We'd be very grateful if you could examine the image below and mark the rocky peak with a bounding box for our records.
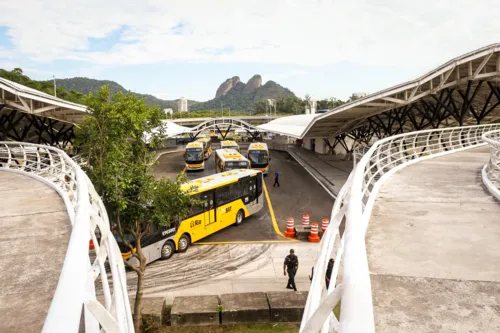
[216,76,241,98]
[243,74,262,94]
[231,76,240,86]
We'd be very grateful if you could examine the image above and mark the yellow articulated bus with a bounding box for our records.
[220,140,240,152]
[119,169,264,264]
[215,148,250,173]
[196,137,213,160]
[247,142,270,175]
[184,142,205,170]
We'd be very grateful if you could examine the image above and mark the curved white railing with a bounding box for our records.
[300,123,500,333]
[482,129,500,200]
[0,142,134,333]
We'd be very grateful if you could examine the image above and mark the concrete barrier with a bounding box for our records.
[267,291,308,322]
[163,290,309,327]
[170,295,220,326]
[220,292,270,324]
[295,225,323,241]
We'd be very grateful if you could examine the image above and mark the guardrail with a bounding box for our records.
[482,129,500,200]
[0,142,133,333]
[263,141,297,151]
[299,123,500,333]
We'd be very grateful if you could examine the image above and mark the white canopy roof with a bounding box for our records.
[145,120,192,143]
[0,77,89,123]
[256,114,316,138]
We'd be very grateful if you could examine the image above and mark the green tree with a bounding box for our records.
[76,86,194,332]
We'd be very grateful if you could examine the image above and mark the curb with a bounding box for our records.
[286,150,337,199]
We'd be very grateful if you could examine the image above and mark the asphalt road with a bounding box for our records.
[152,146,335,242]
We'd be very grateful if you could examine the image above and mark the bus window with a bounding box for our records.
[256,173,263,196]
[225,160,249,170]
[228,182,243,201]
[185,148,203,163]
[188,193,205,217]
[248,150,268,165]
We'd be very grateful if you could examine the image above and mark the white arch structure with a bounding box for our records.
[300,123,500,333]
[482,129,500,200]
[164,117,265,139]
[0,142,133,333]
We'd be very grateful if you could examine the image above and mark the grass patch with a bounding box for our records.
[333,301,341,320]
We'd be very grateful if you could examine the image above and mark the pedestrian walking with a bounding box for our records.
[273,171,280,187]
[283,248,298,291]
[325,258,334,290]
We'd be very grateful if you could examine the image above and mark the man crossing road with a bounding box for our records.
[273,171,280,187]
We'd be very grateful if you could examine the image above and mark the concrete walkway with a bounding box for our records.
[130,242,321,304]
[286,147,353,197]
[367,146,500,332]
[0,171,71,333]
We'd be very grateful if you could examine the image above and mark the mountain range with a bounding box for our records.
[54,77,198,111]
[55,74,295,112]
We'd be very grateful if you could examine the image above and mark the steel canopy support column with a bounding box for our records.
[222,125,232,139]
[215,125,224,138]
[189,131,200,140]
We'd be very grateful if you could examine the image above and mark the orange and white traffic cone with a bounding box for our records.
[89,239,95,250]
[302,214,310,227]
[285,217,296,238]
[308,223,321,243]
[321,218,329,233]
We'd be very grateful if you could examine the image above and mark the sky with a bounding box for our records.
[0,0,499,102]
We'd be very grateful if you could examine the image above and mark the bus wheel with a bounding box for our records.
[161,241,175,260]
[178,234,190,252]
[235,210,245,225]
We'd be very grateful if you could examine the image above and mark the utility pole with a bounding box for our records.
[53,75,57,97]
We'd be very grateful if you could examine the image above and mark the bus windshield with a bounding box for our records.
[225,160,249,170]
[186,148,203,162]
[248,150,268,165]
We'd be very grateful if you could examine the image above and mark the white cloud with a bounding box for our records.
[0,0,499,72]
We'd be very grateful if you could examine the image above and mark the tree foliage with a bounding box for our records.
[76,86,194,332]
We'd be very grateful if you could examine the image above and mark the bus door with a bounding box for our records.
[203,190,216,231]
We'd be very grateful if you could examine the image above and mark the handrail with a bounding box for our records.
[0,142,134,333]
[300,123,500,333]
[482,129,500,200]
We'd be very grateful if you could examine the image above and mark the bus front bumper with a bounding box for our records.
[186,163,205,170]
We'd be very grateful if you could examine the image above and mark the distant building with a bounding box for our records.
[164,108,173,117]
[178,97,188,112]
[305,99,317,115]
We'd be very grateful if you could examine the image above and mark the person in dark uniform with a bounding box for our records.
[325,258,335,290]
[273,171,280,187]
[283,249,298,291]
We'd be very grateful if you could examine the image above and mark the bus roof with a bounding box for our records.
[221,140,238,146]
[181,168,261,194]
[215,148,248,162]
[186,142,203,148]
[196,137,211,142]
[248,142,268,150]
